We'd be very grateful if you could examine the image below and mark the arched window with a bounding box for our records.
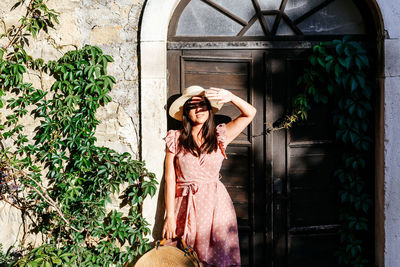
[169,0,367,40]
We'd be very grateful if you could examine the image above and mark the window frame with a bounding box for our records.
[168,0,374,42]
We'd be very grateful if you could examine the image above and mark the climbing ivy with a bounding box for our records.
[277,36,374,267]
[0,1,157,266]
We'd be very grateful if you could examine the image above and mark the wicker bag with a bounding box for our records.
[131,238,200,267]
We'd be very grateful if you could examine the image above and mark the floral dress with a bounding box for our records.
[163,123,241,267]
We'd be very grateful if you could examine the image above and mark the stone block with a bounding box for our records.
[117,106,132,127]
[47,0,80,12]
[377,0,400,38]
[384,76,400,266]
[0,2,26,28]
[0,202,22,252]
[48,12,82,49]
[96,102,119,121]
[117,106,139,153]
[108,81,139,107]
[385,39,400,77]
[108,47,138,82]
[90,25,124,45]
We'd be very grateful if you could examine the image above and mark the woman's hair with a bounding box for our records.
[178,96,218,157]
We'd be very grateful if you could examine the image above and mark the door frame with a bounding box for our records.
[139,0,385,265]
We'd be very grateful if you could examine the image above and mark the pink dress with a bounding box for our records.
[163,123,241,267]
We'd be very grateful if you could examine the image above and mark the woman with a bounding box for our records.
[162,85,256,266]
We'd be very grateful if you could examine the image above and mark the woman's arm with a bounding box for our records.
[162,149,177,239]
[206,87,256,145]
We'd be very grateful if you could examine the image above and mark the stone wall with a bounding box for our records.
[0,0,145,251]
[379,0,400,265]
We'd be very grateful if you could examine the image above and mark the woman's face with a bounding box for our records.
[187,96,210,125]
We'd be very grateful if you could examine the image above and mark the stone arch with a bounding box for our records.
[139,1,391,266]
[139,0,182,239]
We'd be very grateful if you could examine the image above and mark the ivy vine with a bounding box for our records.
[276,36,374,267]
[0,1,157,266]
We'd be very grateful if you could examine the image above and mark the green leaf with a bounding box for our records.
[149,185,157,197]
[358,55,369,67]
[342,73,350,87]
[334,64,342,78]
[350,76,358,92]
[342,35,352,43]
[104,55,114,62]
[98,166,107,176]
[336,43,344,55]
[309,55,317,66]
[64,63,75,70]
[0,44,158,267]
[350,131,358,144]
[325,60,333,73]
[317,57,325,67]
[109,76,116,83]
[348,41,364,51]
[355,73,366,88]
[338,57,346,68]
[345,56,352,69]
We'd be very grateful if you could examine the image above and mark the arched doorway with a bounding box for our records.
[164,0,381,266]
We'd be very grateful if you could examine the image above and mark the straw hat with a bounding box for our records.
[169,85,224,121]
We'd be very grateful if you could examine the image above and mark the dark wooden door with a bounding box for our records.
[167,48,341,267]
[266,51,341,267]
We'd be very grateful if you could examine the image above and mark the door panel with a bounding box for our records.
[167,48,341,267]
[185,73,248,88]
[185,60,249,73]
[267,52,341,267]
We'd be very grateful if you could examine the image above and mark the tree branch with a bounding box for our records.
[5,164,84,233]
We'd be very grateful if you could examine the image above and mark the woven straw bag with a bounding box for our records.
[130,238,200,267]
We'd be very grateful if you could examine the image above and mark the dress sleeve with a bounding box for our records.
[163,130,178,154]
[216,123,228,159]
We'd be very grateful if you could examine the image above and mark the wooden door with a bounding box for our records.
[266,51,341,267]
[167,48,341,267]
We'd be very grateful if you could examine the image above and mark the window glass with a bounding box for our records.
[285,0,326,21]
[213,0,256,21]
[258,0,282,10]
[265,15,276,31]
[297,0,365,35]
[277,20,296,35]
[176,0,242,36]
[244,19,264,36]
[174,0,365,37]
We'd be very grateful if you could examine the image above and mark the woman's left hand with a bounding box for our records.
[205,87,234,104]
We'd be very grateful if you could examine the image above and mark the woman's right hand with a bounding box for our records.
[162,217,177,240]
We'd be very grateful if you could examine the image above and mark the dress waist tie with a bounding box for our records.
[175,178,221,247]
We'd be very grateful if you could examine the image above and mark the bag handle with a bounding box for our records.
[155,237,200,266]
[156,237,191,251]
[155,238,167,248]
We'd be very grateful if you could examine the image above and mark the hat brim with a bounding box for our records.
[169,91,223,121]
